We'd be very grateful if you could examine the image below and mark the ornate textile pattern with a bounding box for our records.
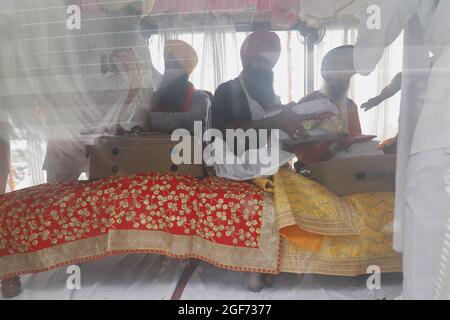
[280,192,402,276]
[273,167,360,236]
[0,173,281,279]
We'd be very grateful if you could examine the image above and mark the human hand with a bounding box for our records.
[274,109,309,140]
[361,99,380,112]
[105,124,126,136]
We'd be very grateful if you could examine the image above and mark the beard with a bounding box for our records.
[242,65,277,110]
[153,73,189,112]
[325,81,350,101]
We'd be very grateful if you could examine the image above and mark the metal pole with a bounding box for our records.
[304,36,316,95]
[299,26,319,95]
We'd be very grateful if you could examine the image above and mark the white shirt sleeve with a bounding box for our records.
[354,0,420,75]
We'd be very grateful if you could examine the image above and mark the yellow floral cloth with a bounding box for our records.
[255,167,360,251]
[273,168,360,237]
[254,167,401,270]
[281,192,402,276]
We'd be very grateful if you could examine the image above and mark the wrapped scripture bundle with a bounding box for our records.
[279,98,347,145]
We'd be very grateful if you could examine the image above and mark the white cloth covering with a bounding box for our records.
[209,129,294,182]
[183,263,402,300]
[402,148,450,299]
[332,141,383,160]
[4,255,182,300]
[1,254,403,300]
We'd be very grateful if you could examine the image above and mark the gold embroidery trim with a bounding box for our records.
[0,196,281,279]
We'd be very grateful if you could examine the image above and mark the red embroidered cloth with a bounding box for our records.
[0,173,264,258]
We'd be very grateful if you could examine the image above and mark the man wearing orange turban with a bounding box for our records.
[128,40,210,134]
[150,40,201,115]
[163,40,199,77]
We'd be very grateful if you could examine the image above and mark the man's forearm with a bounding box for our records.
[379,84,402,101]
[368,95,385,107]
[376,73,403,104]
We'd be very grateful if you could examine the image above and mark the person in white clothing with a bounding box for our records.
[0,6,15,193]
[42,0,159,182]
[354,0,450,299]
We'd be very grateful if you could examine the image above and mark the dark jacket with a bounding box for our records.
[211,78,252,132]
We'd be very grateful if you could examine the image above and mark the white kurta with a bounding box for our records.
[403,148,450,299]
[354,0,434,251]
[1,1,160,181]
[406,1,450,299]
[38,2,158,180]
[434,173,450,300]
[411,1,450,155]
[80,6,159,127]
[354,0,450,299]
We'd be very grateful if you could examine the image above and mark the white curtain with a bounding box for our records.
[26,133,47,187]
[153,15,245,94]
[151,22,403,141]
[2,0,157,190]
[149,18,305,102]
[3,9,404,191]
